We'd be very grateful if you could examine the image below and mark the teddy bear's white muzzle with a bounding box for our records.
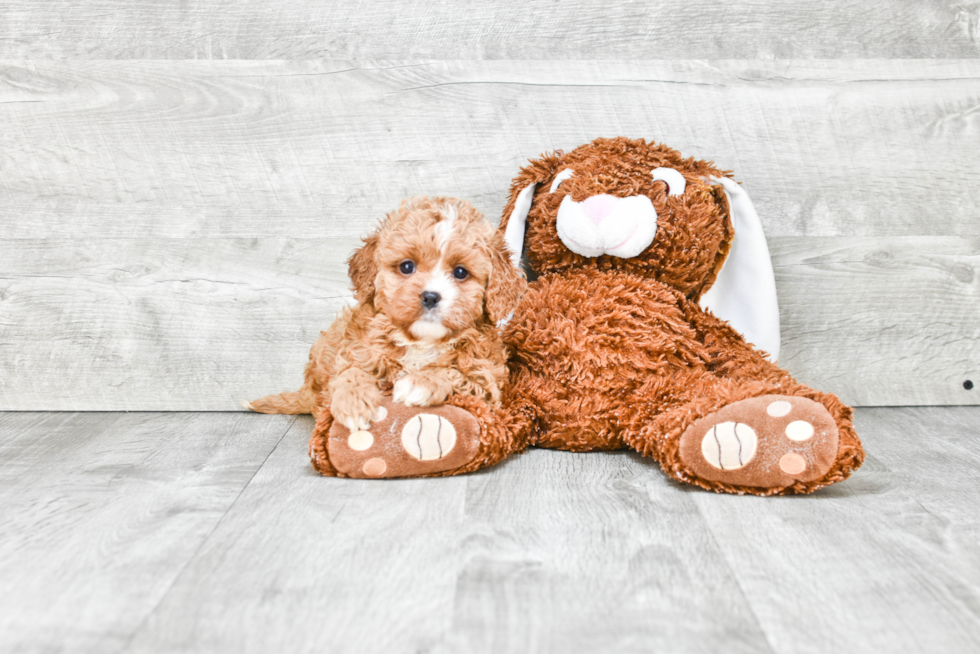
[555,194,658,259]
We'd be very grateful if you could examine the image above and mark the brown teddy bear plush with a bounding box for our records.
[312,137,864,495]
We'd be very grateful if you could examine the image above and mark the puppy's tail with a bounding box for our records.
[242,387,316,415]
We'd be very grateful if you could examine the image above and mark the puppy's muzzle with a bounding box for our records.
[421,291,441,310]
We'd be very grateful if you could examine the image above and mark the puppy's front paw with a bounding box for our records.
[393,375,445,407]
[331,386,382,432]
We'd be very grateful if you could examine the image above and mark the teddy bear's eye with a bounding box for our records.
[550,169,575,193]
[651,167,687,196]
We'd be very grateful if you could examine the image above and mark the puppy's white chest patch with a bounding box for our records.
[400,343,442,372]
[393,331,453,374]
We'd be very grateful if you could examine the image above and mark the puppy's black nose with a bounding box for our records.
[421,291,441,309]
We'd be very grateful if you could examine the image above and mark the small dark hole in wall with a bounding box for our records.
[965,380,975,390]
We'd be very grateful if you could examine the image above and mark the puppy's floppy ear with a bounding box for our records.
[485,229,528,326]
[500,151,565,267]
[347,233,380,305]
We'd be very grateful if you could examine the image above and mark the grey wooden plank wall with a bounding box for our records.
[3,1,980,58]
[1,7,979,411]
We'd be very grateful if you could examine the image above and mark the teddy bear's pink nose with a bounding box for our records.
[581,194,618,226]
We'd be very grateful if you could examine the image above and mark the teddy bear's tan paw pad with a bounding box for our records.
[327,399,480,478]
[679,395,839,488]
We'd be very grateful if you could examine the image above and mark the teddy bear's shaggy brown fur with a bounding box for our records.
[491,137,864,494]
[308,137,864,495]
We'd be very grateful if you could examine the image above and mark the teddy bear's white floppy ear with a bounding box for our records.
[503,183,536,269]
[495,182,536,329]
[699,177,781,362]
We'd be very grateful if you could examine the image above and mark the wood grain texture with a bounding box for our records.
[0,238,351,411]
[127,417,772,654]
[434,450,770,654]
[1,235,976,410]
[691,406,980,653]
[128,415,473,654]
[772,236,980,406]
[1,1,979,59]
[857,406,980,529]
[4,408,978,653]
[0,411,294,654]
[1,60,979,239]
[2,60,978,409]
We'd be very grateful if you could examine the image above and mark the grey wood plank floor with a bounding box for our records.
[2,408,979,653]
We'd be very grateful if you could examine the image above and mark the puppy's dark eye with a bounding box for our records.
[399,260,416,275]
[452,266,469,281]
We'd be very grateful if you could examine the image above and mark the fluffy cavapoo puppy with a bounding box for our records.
[246,196,526,434]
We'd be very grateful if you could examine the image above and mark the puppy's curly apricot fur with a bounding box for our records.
[248,196,526,432]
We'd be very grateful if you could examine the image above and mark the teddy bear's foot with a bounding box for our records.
[678,394,840,489]
[325,398,482,479]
